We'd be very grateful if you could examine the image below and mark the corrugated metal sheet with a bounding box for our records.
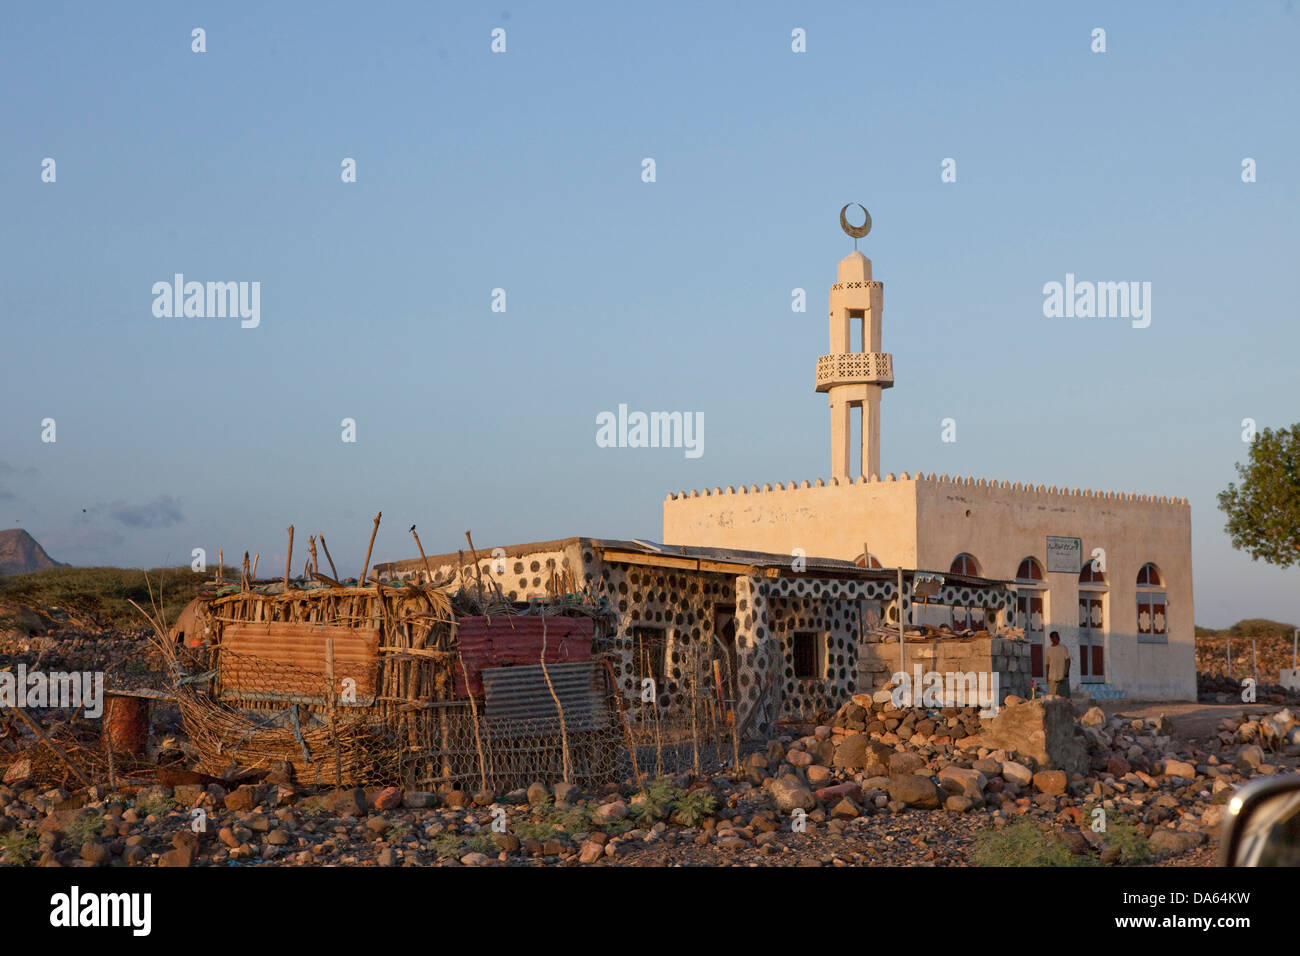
[454,615,593,697]
[220,622,379,701]
[481,660,610,733]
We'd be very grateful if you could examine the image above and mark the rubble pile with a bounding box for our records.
[1214,708,1300,752]
[1198,672,1296,705]
[739,692,1300,864]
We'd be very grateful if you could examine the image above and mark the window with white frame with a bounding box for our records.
[1136,563,1167,643]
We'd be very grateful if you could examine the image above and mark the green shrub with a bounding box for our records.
[671,788,717,827]
[62,812,104,846]
[1101,815,1153,865]
[429,834,496,859]
[0,831,40,865]
[970,818,1095,867]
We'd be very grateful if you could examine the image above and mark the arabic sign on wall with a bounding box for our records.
[1046,536,1082,573]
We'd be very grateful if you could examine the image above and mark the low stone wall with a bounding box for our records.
[858,635,1031,701]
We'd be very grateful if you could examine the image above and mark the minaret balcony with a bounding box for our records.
[815,352,894,391]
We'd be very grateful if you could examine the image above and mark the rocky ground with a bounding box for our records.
[3,596,1299,868]
[3,692,1296,868]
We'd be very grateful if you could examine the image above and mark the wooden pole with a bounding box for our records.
[284,525,295,590]
[537,614,571,783]
[326,637,342,787]
[603,657,640,787]
[411,528,433,584]
[689,643,701,779]
[241,551,250,591]
[318,536,338,580]
[217,549,223,583]
[360,512,382,586]
[464,531,485,603]
[251,553,259,580]
[6,706,92,790]
[308,536,319,574]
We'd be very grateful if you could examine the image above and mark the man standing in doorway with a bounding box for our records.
[1045,631,1070,698]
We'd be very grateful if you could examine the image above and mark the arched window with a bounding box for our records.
[1015,557,1046,680]
[1136,563,1162,587]
[1078,563,1107,682]
[1136,563,1167,642]
[947,554,983,631]
[1016,557,1044,583]
[1078,562,1106,585]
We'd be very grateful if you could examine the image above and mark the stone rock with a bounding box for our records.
[80,841,110,865]
[888,774,941,809]
[944,795,974,813]
[159,847,192,867]
[1080,706,1107,727]
[373,787,403,811]
[553,782,579,806]
[593,800,628,824]
[830,797,860,820]
[769,776,816,813]
[1148,828,1204,857]
[401,791,438,809]
[888,752,926,775]
[1200,805,1226,829]
[1236,745,1264,771]
[831,734,872,771]
[806,765,833,785]
[578,840,605,864]
[1106,755,1131,777]
[974,697,1088,774]
[1162,759,1196,779]
[1033,770,1068,796]
[377,848,397,867]
[527,782,550,806]
[787,749,814,767]
[324,788,366,816]
[938,766,987,799]
[1000,760,1034,786]
[472,789,496,807]
[223,786,257,812]
[460,851,490,866]
[173,784,204,806]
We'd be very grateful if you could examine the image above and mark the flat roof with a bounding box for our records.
[373,536,1010,589]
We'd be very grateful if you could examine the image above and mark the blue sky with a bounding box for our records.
[1,1,1296,628]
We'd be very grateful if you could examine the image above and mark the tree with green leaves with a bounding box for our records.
[1218,424,1300,568]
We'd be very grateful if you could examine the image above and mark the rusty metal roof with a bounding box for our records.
[481,660,611,733]
[453,615,594,697]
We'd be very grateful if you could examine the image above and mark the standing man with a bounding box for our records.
[1045,631,1070,697]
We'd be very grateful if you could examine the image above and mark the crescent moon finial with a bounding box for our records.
[839,203,871,249]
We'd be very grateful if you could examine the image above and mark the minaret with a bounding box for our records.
[815,207,894,481]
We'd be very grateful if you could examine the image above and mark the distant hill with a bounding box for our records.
[1195,618,1296,639]
[0,529,64,575]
